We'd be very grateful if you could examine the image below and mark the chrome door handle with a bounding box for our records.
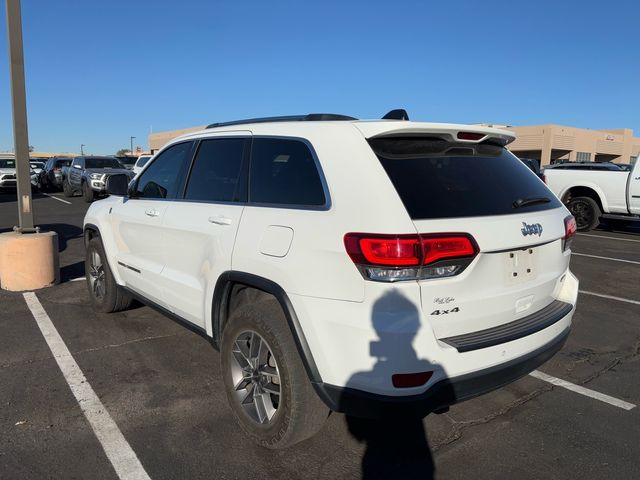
[208,215,232,225]
[145,209,160,217]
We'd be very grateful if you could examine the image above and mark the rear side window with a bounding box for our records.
[134,142,193,199]
[184,138,246,203]
[369,137,561,219]
[249,138,326,207]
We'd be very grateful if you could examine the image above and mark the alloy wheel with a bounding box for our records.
[88,250,106,300]
[229,330,281,424]
[569,200,593,230]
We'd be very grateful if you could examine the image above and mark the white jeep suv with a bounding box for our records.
[83,111,579,448]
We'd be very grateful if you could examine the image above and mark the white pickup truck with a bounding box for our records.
[544,161,640,231]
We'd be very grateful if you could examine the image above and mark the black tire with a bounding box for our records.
[85,237,133,313]
[82,181,96,203]
[221,296,329,449]
[62,179,74,197]
[567,196,601,231]
[37,177,47,192]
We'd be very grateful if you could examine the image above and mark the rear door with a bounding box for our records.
[69,157,84,187]
[160,136,249,330]
[628,161,640,214]
[369,137,571,339]
[110,141,195,306]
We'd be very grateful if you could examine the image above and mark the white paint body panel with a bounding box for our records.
[85,119,578,400]
[545,161,640,215]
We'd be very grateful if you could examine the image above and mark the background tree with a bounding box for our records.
[116,148,131,156]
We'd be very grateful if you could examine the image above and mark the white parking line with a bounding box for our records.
[530,370,636,411]
[23,292,151,480]
[70,276,86,282]
[579,290,640,306]
[41,192,72,205]
[577,233,640,244]
[572,252,640,265]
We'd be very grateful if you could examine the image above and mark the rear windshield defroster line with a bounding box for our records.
[368,137,561,220]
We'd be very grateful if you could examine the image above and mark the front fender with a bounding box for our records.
[83,196,123,285]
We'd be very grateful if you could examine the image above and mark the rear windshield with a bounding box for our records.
[55,159,71,167]
[85,158,123,169]
[369,137,561,219]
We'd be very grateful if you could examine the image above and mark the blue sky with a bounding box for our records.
[1,0,638,155]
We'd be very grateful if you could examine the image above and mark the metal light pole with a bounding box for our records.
[5,0,35,232]
[130,136,135,155]
[80,144,85,155]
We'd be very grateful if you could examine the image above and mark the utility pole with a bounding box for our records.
[5,0,34,232]
[80,144,85,155]
[130,136,135,155]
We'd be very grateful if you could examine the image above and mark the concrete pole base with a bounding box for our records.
[0,231,60,291]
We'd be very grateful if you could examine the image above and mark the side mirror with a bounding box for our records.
[73,164,82,169]
[106,174,129,196]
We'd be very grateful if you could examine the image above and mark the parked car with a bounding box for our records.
[65,156,134,202]
[0,158,38,191]
[83,112,579,448]
[38,157,73,191]
[132,155,152,176]
[114,156,137,171]
[545,160,640,230]
[0,158,18,191]
[30,161,45,176]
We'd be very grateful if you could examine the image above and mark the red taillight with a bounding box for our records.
[563,215,576,251]
[457,131,485,141]
[344,233,478,282]
[346,235,421,266]
[53,167,61,172]
[392,371,433,388]
[421,236,477,265]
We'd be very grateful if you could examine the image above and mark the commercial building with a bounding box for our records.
[149,126,206,153]
[490,124,640,167]
[149,122,640,168]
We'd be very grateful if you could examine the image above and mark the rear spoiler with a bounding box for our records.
[355,122,516,146]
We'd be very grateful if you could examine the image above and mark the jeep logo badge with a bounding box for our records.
[521,222,543,237]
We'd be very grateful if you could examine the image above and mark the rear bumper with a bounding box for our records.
[314,326,569,418]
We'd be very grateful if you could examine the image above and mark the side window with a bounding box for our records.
[249,138,326,207]
[134,142,193,199]
[184,138,246,203]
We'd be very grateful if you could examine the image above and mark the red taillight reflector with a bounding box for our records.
[356,236,421,266]
[421,236,476,265]
[457,131,485,141]
[563,215,576,251]
[564,216,577,238]
[392,371,433,388]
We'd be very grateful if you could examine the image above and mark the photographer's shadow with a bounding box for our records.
[342,290,444,480]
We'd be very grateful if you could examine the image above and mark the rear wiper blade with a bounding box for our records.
[512,196,551,209]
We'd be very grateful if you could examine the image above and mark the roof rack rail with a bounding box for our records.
[206,113,357,129]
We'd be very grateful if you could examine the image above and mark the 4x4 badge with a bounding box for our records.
[521,222,543,237]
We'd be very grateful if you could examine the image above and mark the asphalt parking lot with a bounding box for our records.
[1,191,639,480]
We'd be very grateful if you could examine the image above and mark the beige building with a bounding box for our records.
[149,122,640,168]
[149,125,206,153]
[496,124,640,167]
